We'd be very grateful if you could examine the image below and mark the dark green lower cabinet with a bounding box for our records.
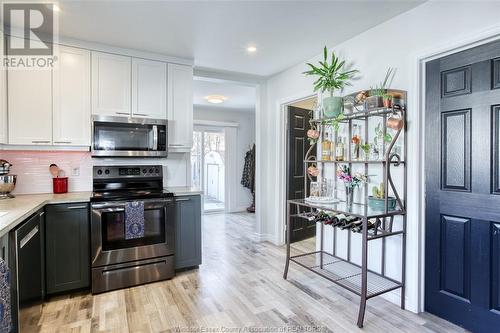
[45,203,90,295]
[175,195,202,269]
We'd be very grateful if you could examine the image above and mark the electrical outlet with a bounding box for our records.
[71,166,80,176]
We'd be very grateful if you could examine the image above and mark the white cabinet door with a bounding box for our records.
[91,52,131,116]
[167,63,193,149]
[0,33,6,144]
[8,66,52,145]
[53,46,91,146]
[132,59,167,119]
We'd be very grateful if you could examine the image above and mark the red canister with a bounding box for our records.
[53,177,68,194]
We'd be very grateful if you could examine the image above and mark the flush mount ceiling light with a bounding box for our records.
[205,95,228,104]
[246,46,257,53]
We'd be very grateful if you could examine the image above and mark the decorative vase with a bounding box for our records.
[383,97,392,108]
[323,95,343,117]
[365,95,384,110]
[345,186,354,206]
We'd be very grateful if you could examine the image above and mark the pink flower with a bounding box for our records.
[308,166,319,177]
[307,129,320,140]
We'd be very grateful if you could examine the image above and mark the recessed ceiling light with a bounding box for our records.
[247,46,257,53]
[205,95,228,104]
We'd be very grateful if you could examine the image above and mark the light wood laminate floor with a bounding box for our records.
[33,213,467,333]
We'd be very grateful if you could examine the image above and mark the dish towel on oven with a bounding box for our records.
[0,258,11,333]
[125,201,145,240]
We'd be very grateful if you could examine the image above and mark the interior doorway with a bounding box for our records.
[191,127,226,212]
[285,96,318,243]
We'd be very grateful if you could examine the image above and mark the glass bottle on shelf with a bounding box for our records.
[351,124,361,160]
[321,133,332,161]
[335,137,345,161]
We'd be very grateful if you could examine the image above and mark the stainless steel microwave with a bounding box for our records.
[91,115,168,157]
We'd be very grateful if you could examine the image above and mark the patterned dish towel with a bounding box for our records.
[125,201,145,240]
[0,258,11,333]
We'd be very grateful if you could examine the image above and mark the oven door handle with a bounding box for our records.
[92,200,172,210]
[93,207,125,213]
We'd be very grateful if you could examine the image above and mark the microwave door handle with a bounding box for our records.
[153,125,158,151]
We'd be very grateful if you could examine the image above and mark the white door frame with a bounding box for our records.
[274,23,500,314]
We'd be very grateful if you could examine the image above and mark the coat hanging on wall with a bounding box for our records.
[241,144,255,213]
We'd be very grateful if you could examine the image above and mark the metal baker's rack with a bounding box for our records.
[283,89,407,328]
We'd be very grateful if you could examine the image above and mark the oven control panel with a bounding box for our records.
[93,165,162,178]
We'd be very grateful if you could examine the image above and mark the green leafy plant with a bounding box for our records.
[319,112,345,132]
[360,143,371,154]
[370,67,396,98]
[303,46,359,96]
[374,123,392,144]
[372,182,385,199]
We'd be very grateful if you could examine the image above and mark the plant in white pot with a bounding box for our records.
[304,46,358,118]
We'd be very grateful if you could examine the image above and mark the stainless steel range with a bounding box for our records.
[90,165,174,294]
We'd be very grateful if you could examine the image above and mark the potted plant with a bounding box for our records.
[366,67,395,110]
[368,182,397,210]
[336,165,367,206]
[304,46,358,118]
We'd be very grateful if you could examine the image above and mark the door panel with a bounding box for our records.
[440,215,471,300]
[425,39,500,332]
[287,106,315,242]
[441,109,471,191]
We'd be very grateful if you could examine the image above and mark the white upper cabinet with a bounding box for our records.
[53,46,91,146]
[132,58,167,119]
[91,52,131,116]
[7,36,52,145]
[0,33,6,144]
[167,63,193,150]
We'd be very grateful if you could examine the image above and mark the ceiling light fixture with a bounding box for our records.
[247,46,257,53]
[205,95,228,104]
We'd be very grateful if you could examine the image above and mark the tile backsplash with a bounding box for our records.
[1,150,190,194]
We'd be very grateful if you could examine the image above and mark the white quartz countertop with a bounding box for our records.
[0,192,91,237]
[165,187,203,196]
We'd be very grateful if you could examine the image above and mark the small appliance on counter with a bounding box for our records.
[49,164,68,194]
[90,165,174,293]
[0,159,16,199]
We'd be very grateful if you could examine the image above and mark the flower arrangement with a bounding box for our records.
[336,165,367,188]
[307,129,320,144]
[307,165,319,177]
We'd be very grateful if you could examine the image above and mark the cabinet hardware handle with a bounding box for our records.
[134,113,149,116]
[32,140,50,143]
[67,205,87,210]
[169,144,184,146]
[175,198,191,202]
[115,112,130,115]
[20,226,39,249]
[54,141,72,144]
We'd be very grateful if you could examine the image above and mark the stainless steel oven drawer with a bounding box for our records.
[91,256,174,294]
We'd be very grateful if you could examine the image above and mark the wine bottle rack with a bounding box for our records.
[283,89,407,328]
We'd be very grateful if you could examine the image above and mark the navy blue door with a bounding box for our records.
[425,40,500,332]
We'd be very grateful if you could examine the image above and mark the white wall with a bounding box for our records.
[194,107,255,212]
[258,0,500,313]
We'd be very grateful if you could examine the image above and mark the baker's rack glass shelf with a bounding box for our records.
[283,89,407,328]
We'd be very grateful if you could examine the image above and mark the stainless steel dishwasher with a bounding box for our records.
[10,209,44,332]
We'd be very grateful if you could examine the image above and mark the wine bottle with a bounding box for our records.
[339,215,359,229]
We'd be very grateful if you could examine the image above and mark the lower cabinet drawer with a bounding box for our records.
[91,256,174,294]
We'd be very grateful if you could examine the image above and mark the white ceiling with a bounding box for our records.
[193,79,256,111]
[52,0,423,77]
